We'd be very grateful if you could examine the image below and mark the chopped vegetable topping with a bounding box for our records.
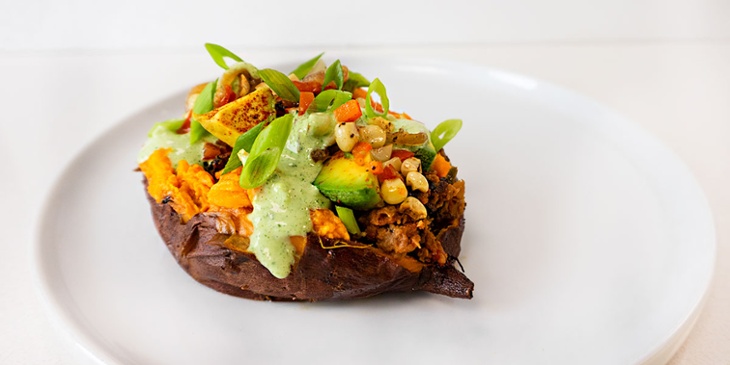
[204,43,244,70]
[257,68,300,102]
[139,44,466,279]
[322,59,344,90]
[239,114,293,188]
[333,99,362,123]
[190,80,217,143]
[291,52,324,79]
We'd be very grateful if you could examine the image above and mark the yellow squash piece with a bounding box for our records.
[195,88,276,146]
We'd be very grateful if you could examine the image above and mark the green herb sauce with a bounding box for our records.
[138,123,216,167]
[247,112,333,278]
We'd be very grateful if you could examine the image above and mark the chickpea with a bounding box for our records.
[401,157,421,176]
[406,171,429,192]
[335,122,359,152]
[399,197,428,220]
[383,157,402,173]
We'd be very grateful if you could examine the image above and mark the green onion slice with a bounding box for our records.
[205,43,243,70]
[190,79,217,143]
[322,60,343,90]
[335,206,361,234]
[239,114,294,188]
[291,52,324,79]
[221,121,265,174]
[431,119,463,152]
[365,78,389,118]
[239,147,281,189]
[311,90,352,113]
[258,69,300,103]
[342,71,370,92]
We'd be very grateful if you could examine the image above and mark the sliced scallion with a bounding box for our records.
[365,78,389,118]
[431,119,463,152]
[335,206,361,234]
[322,59,343,90]
[239,148,281,189]
[190,79,217,143]
[205,43,243,70]
[258,68,300,103]
[342,71,370,92]
[311,90,352,113]
[221,121,265,174]
[291,52,324,79]
[239,114,294,188]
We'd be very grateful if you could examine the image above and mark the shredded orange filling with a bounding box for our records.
[310,209,350,241]
[176,159,215,210]
[141,149,352,242]
[140,149,252,227]
[208,168,252,209]
[140,149,199,222]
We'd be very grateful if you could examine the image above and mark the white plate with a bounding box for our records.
[34,58,715,365]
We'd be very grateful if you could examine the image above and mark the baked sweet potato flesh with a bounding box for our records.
[147,191,473,301]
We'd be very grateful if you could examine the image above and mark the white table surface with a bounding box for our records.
[1,42,728,364]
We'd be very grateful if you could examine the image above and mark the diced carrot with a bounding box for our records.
[352,88,368,100]
[367,160,384,175]
[431,153,452,178]
[298,91,315,115]
[333,99,362,122]
[352,141,372,165]
[388,110,412,120]
[371,101,384,113]
[391,149,415,161]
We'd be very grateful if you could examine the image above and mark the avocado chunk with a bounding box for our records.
[195,88,276,147]
[314,157,381,210]
[413,141,437,172]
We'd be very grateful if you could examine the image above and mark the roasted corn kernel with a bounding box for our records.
[380,178,408,205]
[360,125,386,148]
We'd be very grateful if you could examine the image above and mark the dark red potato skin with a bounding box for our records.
[148,193,474,302]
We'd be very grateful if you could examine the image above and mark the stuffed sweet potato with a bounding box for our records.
[138,44,473,301]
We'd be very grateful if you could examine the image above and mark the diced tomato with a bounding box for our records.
[177,110,192,134]
[377,165,399,183]
[214,84,236,108]
[390,149,415,161]
[298,92,315,115]
[293,80,322,94]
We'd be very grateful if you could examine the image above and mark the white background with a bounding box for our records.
[1,0,728,364]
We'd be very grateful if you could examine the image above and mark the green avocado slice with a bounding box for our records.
[314,157,381,210]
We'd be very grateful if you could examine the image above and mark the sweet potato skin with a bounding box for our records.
[148,191,473,301]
